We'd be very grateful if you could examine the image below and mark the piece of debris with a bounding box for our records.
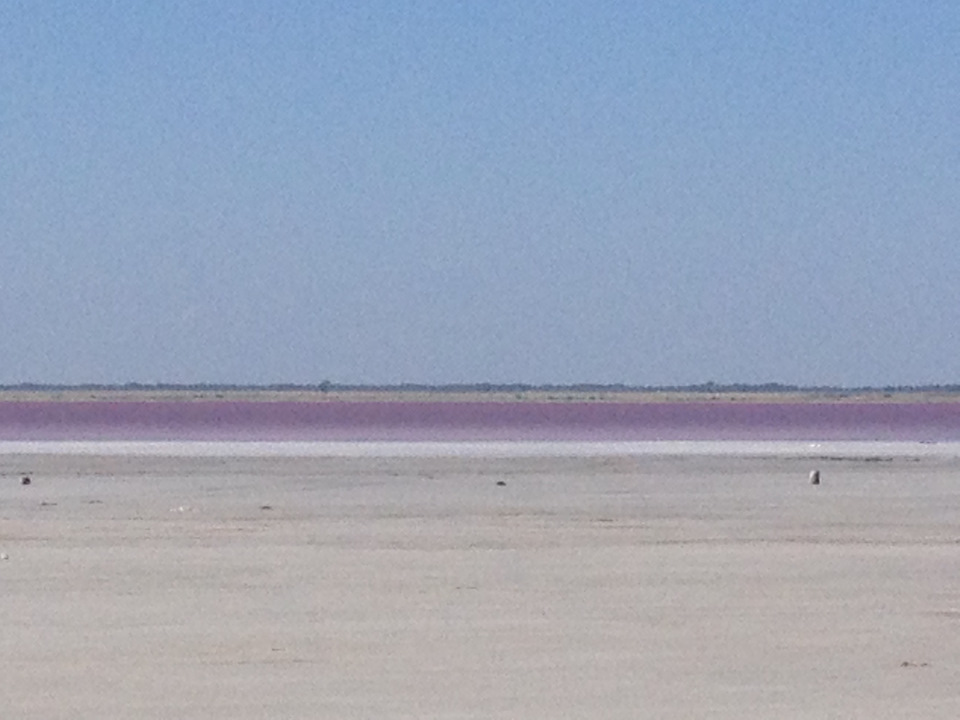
[496,480,507,487]
[0,553,8,561]
[260,505,273,511]
[21,476,31,486]
[40,501,57,507]
[901,661,930,668]
[809,470,820,485]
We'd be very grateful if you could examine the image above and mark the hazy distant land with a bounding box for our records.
[2,383,960,403]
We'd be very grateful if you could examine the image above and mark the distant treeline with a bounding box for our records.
[3,382,960,394]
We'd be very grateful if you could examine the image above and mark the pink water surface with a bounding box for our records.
[1,401,959,441]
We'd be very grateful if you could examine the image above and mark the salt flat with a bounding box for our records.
[2,448,960,718]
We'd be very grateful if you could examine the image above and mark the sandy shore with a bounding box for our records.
[3,446,960,718]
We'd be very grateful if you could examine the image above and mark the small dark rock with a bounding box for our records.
[260,505,273,511]
[20,476,31,486]
[496,480,507,487]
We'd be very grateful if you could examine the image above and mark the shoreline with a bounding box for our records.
[3,439,960,458]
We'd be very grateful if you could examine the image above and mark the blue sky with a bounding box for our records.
[2,1,958,386]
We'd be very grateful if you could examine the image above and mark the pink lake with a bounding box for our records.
[1,401,959,442]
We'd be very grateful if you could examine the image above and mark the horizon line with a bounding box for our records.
[2,382,959,394]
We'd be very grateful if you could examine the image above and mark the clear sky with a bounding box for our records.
[2,1,958,386]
